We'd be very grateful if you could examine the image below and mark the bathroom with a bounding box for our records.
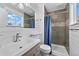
[0,3,79,56]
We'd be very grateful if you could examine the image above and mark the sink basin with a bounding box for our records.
[0,38,40,56]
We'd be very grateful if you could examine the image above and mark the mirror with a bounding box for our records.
[23,3,35,28]
[24,11,35,28]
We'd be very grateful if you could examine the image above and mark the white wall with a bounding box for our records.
[69,24,79,56]
[30,3,44,43]
[0,7,7,27]
[69,3,79,56]
[34,3,44,43]
[69,3,76,25]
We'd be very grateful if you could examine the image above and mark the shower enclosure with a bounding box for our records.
[44,3,69,55]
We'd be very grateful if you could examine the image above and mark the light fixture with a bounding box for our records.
[17,3,24,9]
[25,3,30,7]
[11,3,18,5]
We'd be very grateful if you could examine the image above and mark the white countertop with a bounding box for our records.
[0,38,40,56]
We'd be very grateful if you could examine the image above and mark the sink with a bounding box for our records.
[0,38,40,56]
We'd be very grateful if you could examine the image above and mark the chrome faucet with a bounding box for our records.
[29,34,36,37]
[13,33,22,42]
[29,34,39,37]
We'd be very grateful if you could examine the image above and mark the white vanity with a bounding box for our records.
[0,37,40,56]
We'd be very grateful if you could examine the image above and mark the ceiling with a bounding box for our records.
[44,3,66,13]
[0,3,67,16]
[8,3,35,16]
[0,3,35,16]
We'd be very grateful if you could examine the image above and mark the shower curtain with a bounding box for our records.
[44,16,52,46]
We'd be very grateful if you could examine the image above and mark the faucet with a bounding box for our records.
[29,34,40,38]
[13,33,22,42]
[29,34,37,37]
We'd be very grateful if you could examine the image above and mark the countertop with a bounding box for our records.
[0,38,40,56]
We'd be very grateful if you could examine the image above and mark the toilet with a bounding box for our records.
[40,44,51,56]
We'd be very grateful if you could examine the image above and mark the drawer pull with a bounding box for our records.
[33,53,35,56]
[19,46,22,49]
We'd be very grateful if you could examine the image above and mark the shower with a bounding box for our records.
[44,3,69,56]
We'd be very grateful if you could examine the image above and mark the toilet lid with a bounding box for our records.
[40,44,51,51]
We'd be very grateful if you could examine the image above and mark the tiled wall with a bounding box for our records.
[65,12,69,54]
[48,11,66,45]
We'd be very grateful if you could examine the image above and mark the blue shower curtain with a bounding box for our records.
[44,16,52,46]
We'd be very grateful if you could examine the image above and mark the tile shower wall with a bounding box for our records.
[48,11,66,45]
[65,12,69,54]
[47,7,69,53]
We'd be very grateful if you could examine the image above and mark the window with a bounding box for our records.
[8,10,22,26]
[15,16,22,26]
[76,3,79,23]
[8,10,15,26]
[76,3,79,16]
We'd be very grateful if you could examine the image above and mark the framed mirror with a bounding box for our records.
[23,3,35,28]
[24,11,35,28]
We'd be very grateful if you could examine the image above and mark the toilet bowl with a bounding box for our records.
[40,44,51,56]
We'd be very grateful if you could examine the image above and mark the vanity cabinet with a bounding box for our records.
[22,43,40,56]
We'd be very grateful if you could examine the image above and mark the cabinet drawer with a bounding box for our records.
[22,43,40,56]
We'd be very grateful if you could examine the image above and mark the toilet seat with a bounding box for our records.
[40,44,51,53]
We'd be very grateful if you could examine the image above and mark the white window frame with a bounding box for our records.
[7,9,22,27]
[69,3,76,25]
